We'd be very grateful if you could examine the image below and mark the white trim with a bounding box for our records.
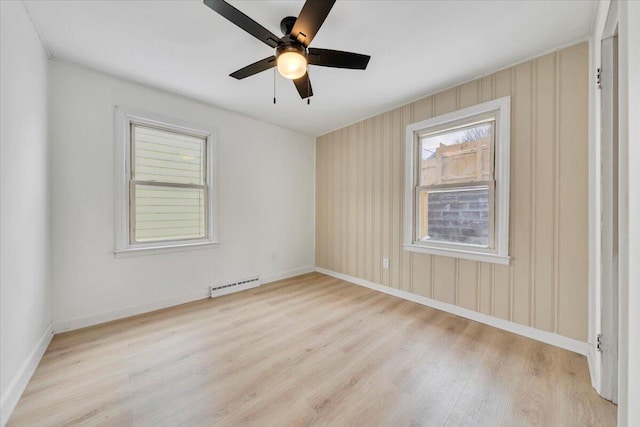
[53,288,211,333]
[588,3,606,397]
[616,1,640,424]
[114,106,219,256]
[403,244,510,265]
[598,7,620,403]
[52,266,315,333]
[404,96,511,265]
[587,0,613,397]
[315,267,589,356]
[261,266,315,284]
[0,324,53,427]
[588,349,597,392]
[114,241,219,258]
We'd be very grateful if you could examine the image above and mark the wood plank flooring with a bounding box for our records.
[8,273,616,426]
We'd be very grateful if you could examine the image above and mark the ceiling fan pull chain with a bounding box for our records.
[273,67,277,104]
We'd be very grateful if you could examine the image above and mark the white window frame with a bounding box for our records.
[114,107,219,256]
[403,96,511,265]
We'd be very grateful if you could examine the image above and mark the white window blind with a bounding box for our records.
[130,124,208,243]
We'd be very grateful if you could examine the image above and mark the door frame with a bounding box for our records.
[598,0,619,403]
[588,0,618,400]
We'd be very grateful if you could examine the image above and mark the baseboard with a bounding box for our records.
[0,323,53,427]
[261,266,315,284]
[53,266,315,333]
[53,288,210,333]
[315,267,589,356]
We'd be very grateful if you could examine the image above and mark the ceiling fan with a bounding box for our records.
[203,0,371,100]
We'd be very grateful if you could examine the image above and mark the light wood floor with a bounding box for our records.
[9,273,616,426]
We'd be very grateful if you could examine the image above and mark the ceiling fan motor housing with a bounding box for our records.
[280,16,297,36]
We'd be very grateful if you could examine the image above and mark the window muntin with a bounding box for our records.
[404,96,510,264]
[130,124,208,244]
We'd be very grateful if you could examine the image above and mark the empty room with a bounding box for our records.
[1,0,638,426]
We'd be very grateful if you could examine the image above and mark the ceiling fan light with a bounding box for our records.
[276,51,307,80]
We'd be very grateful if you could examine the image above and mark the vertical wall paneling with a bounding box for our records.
[334,131,340,272]
[341,128,348,276]
[529,61,537,328]
[433,256,457,304]
[365,119,373,282]
[334,130,340,273]
[373,116,382,285]
[554,52,561,336]
[314,42,590,342]
[400,105,413,294]
[512,61,533,326]
[480,263,493,315]
[381,112,391,287]
[557,43,589,341]
[357,121,366,280]
[389,109,404,289]
[332,131,338,272]
[534,53,556,333]
[347,126,357,278]
[457,260,478,311]
[319,135,327,268]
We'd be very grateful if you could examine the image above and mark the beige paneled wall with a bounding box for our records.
[315,42,589,342]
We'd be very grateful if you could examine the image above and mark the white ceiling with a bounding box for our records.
[24,0,596,136]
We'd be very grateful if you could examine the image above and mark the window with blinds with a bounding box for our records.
[130,124,208,243]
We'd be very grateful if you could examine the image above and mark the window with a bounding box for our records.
[115,108,218,255]
[404,97,510,264]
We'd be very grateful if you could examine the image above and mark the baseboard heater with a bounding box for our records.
[210,276,261,298]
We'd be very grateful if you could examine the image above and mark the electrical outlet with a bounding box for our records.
[382,258,389,269]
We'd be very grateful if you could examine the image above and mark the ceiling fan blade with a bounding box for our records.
[293,73,313,99]
[289,0,336,47]
[229,56,276,79]
[308,48,371,69]
[203,0,280,48]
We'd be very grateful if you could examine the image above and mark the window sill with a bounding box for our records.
[114,241,220,258]
[403,243,510,265]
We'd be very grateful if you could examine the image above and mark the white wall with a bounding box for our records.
[0,1,53,424]
[49,60,315,330]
